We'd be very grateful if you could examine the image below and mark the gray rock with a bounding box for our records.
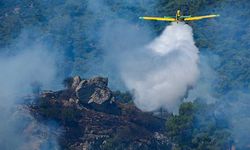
[75,77,112,105]
[71,76,81,89]
[75,80,94,104]
[89,88,111,104]
[88,77,108,88]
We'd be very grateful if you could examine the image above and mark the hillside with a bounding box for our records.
[28,76,170,149]
[0,0,250,150]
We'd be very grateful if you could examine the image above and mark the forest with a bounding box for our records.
[0,0,250,149]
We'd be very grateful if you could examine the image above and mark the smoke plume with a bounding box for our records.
[0,34,60,149]
[84,1,199,113]
[121,23,199,112]
[186,0,250,148]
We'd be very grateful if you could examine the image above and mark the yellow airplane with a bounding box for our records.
[139,10,219,23]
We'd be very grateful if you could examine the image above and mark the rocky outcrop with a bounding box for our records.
[28,76,171,150]
[73,76,112,105]
[71,76,81,89]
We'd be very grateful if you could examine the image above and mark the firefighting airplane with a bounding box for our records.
[139,10,219,23]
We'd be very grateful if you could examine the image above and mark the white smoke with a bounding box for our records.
[0,40,60,149]
[0,46,57,106]
[84,1,199,113]
[121,23,199,113]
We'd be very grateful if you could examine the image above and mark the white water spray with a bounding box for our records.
[121,23,199,113]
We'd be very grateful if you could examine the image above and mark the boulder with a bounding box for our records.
[71,76,81,89]
[88,77,108,88]
[75,77,112,105]
[89,87,111,104]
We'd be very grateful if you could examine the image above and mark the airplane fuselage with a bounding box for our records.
[175,10,191,23]
[176,10,181,21]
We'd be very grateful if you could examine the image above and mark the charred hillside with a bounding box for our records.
[28,76,171,150]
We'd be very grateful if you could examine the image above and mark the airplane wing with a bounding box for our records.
[184,14,220,21]
[139,17,176,22]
